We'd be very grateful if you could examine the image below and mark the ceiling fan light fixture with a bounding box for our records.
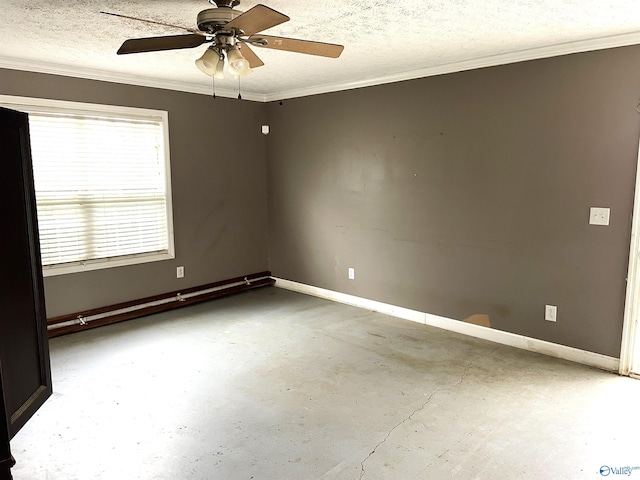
[108,3,344,81]
[226,47,252,76]
[195,48,222,77]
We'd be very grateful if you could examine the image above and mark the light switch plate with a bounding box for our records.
[589,207,610,226]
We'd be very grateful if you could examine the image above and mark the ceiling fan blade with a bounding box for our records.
[100,11,201,35]
[225,4,289,35]
[249,35,344,58]
[239,43,265,68]
[117,34,208,55]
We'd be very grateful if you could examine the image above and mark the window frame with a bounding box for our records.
[0,94,175,277]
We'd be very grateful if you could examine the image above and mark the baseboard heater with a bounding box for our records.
[47,271,274,338]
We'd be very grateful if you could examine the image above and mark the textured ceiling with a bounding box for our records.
[3,1,640,101]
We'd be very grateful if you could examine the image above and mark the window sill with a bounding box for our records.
[42,251,175,277]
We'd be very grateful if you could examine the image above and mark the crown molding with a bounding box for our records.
[264,30,640,102]
[3,29,640,103]
[0,56,268,102]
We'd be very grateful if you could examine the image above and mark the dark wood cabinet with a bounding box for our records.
[0,107,52,479]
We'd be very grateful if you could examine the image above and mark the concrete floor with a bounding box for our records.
[10,286,640,479]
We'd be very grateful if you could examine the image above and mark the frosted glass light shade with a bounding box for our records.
[195,49,222,77]
[214,60,225,79]
[226,47,252,77]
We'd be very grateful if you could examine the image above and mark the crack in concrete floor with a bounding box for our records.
[358,344,501,479]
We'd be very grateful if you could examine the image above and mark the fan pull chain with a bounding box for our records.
[237,76,242,100]
[212,76,216,100]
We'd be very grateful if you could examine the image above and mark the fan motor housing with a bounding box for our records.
[197,8,242,33]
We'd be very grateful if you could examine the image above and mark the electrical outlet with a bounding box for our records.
[545,304,557,322]
[177,266,184,279]
[348,267,355,280]
[589,207,610,226]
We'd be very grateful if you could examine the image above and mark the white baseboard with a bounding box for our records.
[273,277,620,373]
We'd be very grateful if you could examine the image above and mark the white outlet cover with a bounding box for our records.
[348,268,355,280]
[589,207,610,226]
[545,305,557,322]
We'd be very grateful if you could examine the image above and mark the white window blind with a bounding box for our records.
[0,95,174,276]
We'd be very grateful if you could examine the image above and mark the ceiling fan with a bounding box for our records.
[102,0,344,79]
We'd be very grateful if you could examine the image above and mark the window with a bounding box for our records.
[0,95,174,276]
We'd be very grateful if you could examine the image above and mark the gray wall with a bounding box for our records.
[0,68,269,317]
[3,45,639,358]
[266,46,640,358]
